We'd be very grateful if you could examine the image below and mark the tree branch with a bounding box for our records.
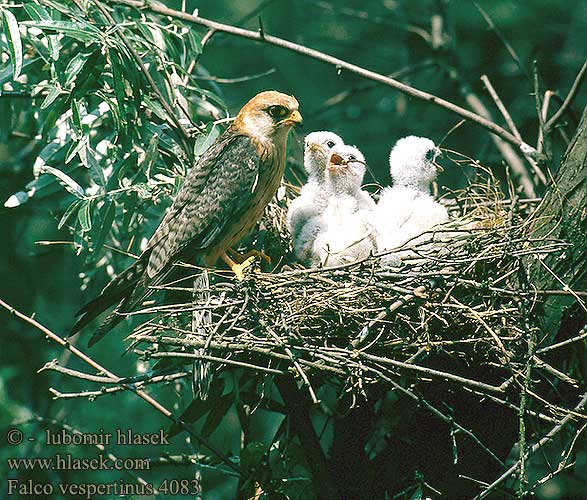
[87,0,193,156]
[474,390,587,499]
[0,297,240,475]
[544,58,587,132]
[106,0,529,152]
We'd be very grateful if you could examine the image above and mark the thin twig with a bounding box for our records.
[544,58,587,132]
[145,351,285,375]
[472,1,529,79]
[0,297,240,475]
[474,390,587,500]
[49,372,189,399]
[480,74,522,141]
[536,323,587,354]
[39,360,121,383]
[106,0,527,151]
[457,79,537,197]
[261,319,320,404]
[89,0,193,155]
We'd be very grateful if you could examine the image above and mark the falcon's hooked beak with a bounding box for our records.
[327,152,347,171]
[281,110,303,126]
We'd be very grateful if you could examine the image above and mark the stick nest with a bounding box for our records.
[128,164,582,414]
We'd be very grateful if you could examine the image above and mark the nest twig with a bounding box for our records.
[47,164,587,495]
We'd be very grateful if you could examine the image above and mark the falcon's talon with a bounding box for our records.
[232,256,257,281]
[243,249,271,265]
[221,252,257,281]
[228,248,271,265]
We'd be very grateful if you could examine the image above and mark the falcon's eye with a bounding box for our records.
[425,149,436,162]
[268,105,289,119]
[348,155,356,162]
[325,140,336,148]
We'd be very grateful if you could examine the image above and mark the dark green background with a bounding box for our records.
[1,1,586,498]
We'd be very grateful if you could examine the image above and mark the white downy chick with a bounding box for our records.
[312,144,377,267]
[287,131,344,264]
[374,136,449,266]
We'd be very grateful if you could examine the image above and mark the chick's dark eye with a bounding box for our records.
[268,105,288,118]
[326,140,336,148]
[425,149,436,162]
[348,155,356,161]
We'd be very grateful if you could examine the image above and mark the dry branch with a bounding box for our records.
[105,0,532,153]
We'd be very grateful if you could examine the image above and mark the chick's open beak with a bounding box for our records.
[328,152,347,171]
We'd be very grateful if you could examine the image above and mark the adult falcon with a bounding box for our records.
[72,90,302,346]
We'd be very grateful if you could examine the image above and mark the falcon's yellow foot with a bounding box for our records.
[227,248,271,265]
[221,252,257,281]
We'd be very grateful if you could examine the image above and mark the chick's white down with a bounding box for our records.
[287,131,344,264]
[312,144,377,267]
[374,136,449,265]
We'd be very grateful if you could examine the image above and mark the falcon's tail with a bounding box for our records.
[70,254,150,342]
[191,270,212,400]
[86,259,181,347]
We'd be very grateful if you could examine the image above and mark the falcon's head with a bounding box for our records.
[233,91,302,143]
[325,144,366,194]
[389,136,441,191]
[304,131,344,182]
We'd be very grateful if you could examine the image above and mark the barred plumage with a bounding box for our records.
[72,91,301,346]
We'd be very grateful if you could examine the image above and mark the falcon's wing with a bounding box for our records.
[144,131,261,278]
[72,132,261,342]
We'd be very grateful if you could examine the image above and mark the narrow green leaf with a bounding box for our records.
[77,200,92,232]
[135,22,156,45]
[173,172,183,196]
[2,10,23,80]
[201,397,233,438]
[0,57,39,85]
[194,124,220,156]
[23,4,52,21]
[39,165,85,198]
[96,92,122,135]
[143,134,159,179]
[197,87,227,110]
[4,191,28,208]
[65,138,87,165]
[40,84,62,109]
[187,29,202,54]
[33,141,62,177]
[143,96,169,122]
[36,0,71,15]
[70,50,104,99]
[64,52,89,87]
[71,99,88,133]
[58,199,83,229]
[85,148,106,187]
[108,51,128,129]
[92,201,115,253]
[145,123,183,156]
[23,4,60,60]
[21,20,100,43]
[47,34,61,61]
